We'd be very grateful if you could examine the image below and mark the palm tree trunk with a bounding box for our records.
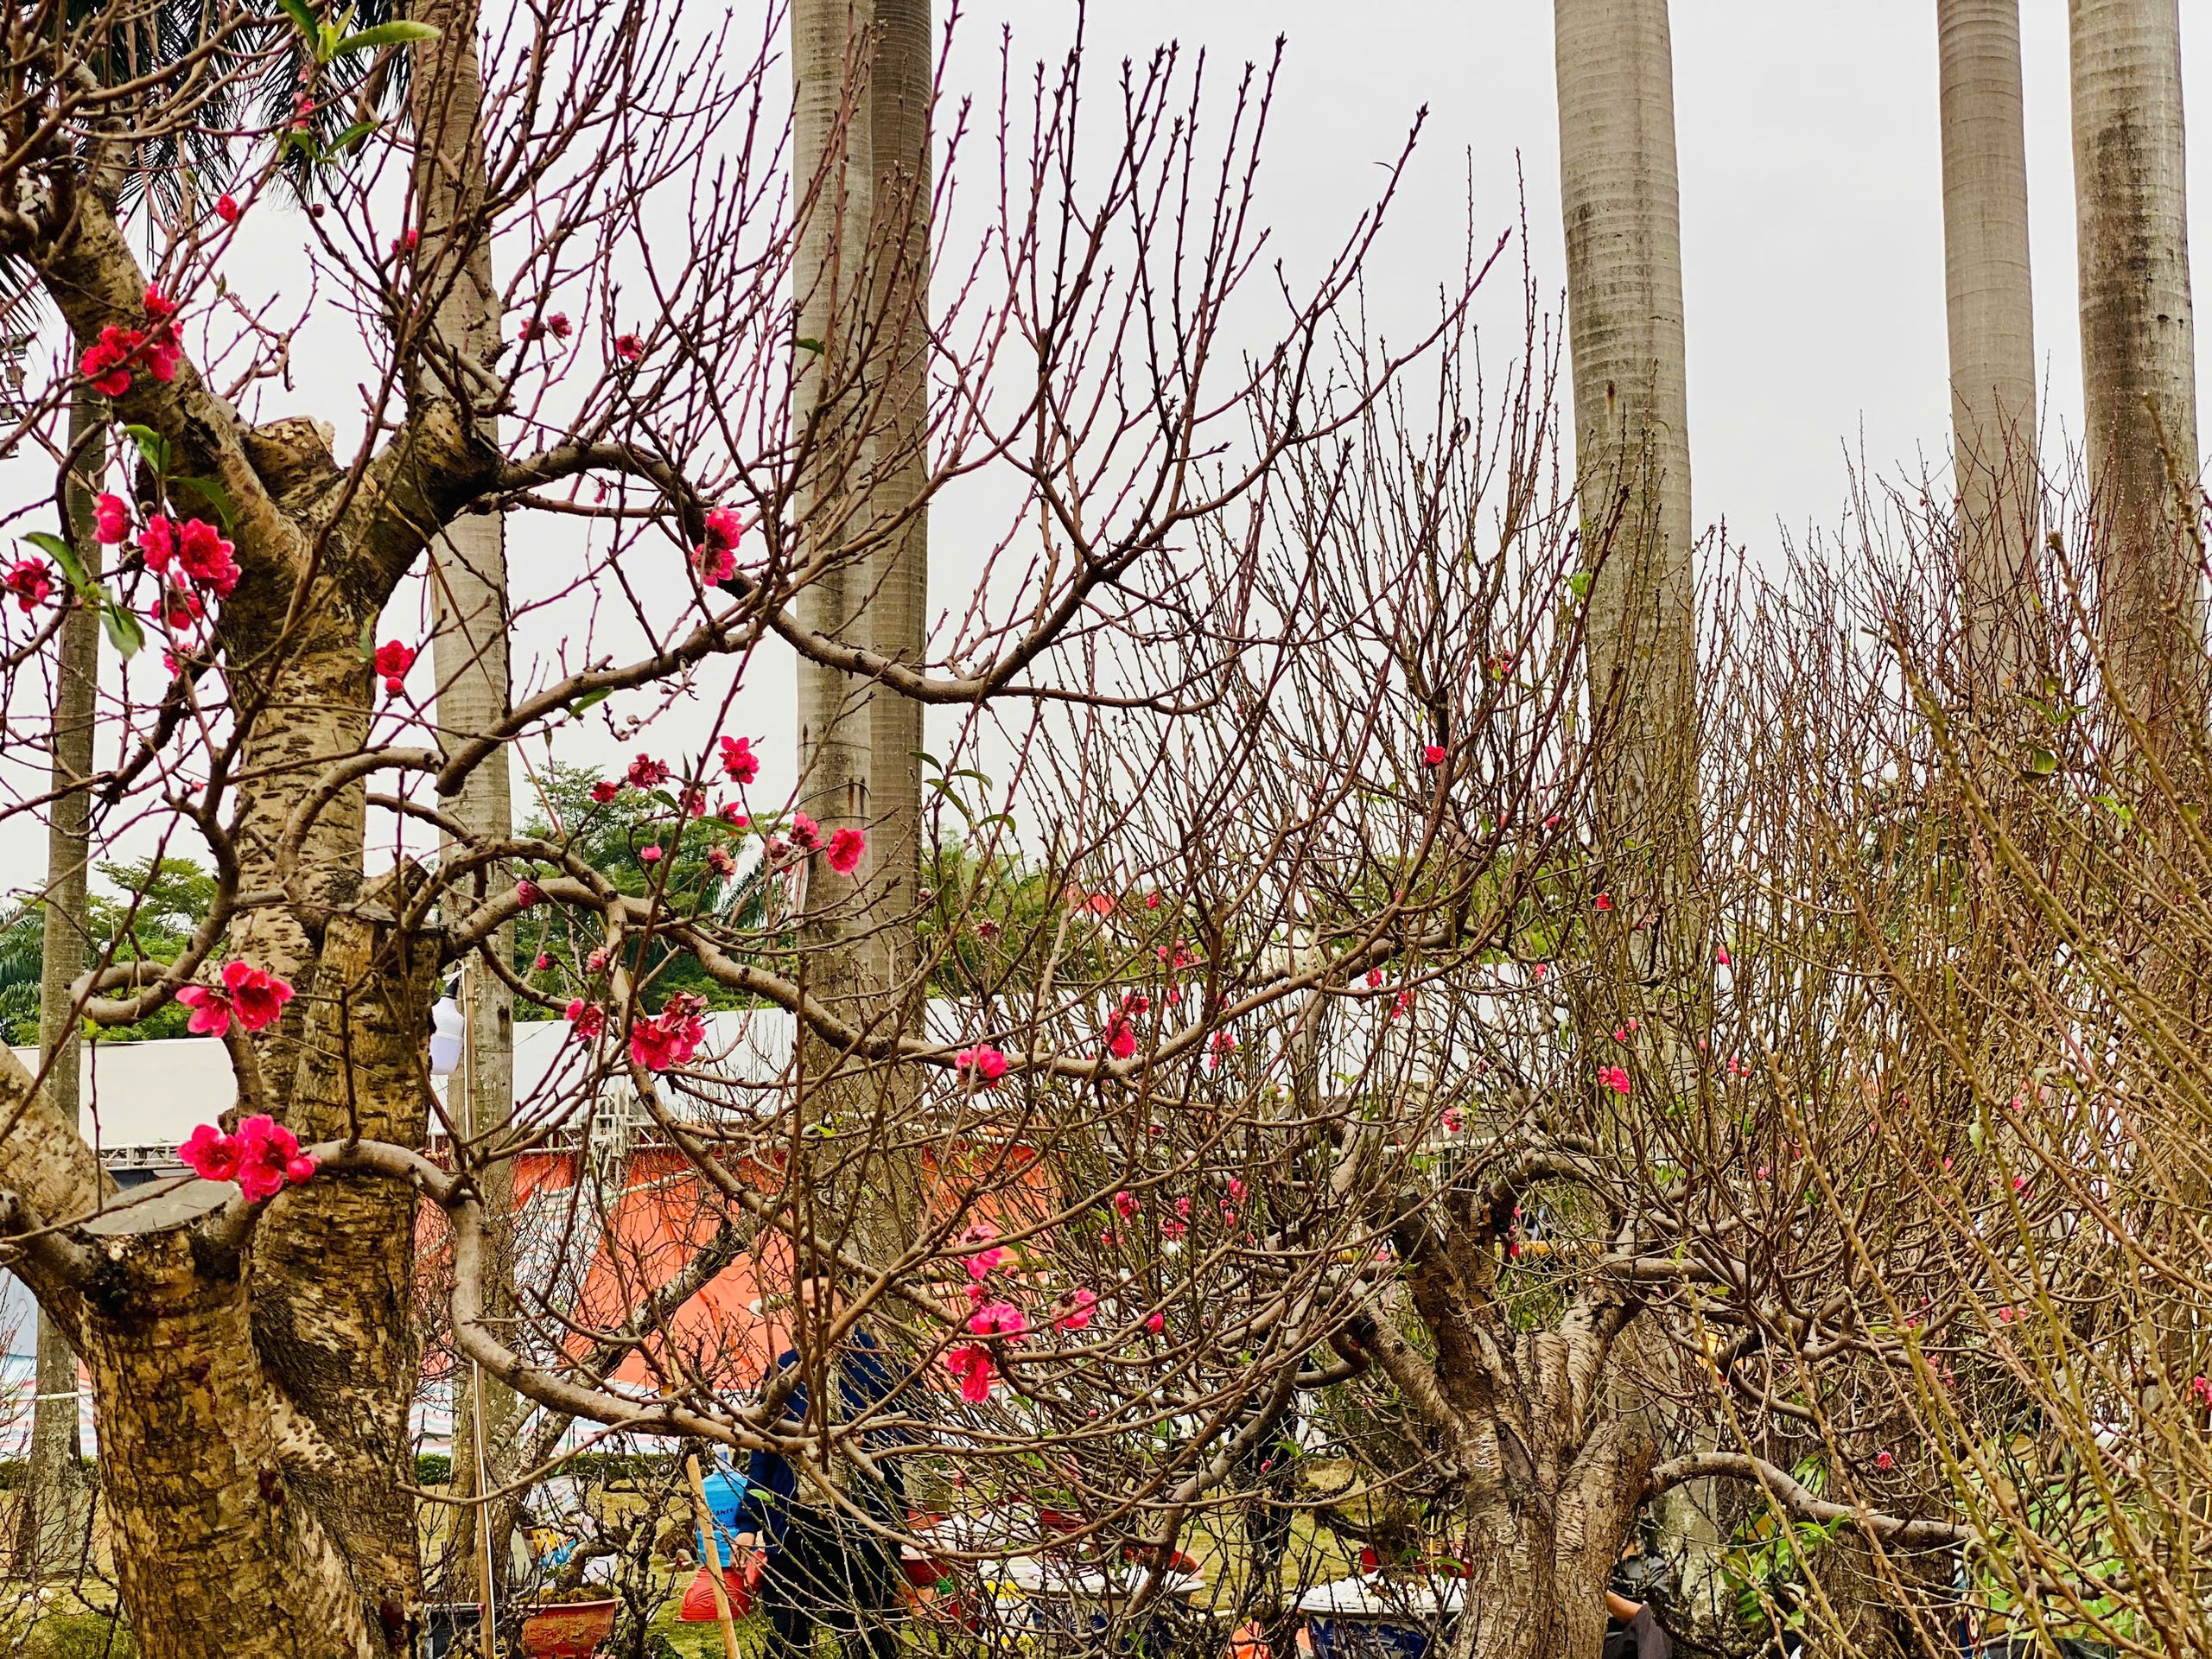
[16,379,101,1581]
[866,0,931,999]
[792,0,932,1269]
[1941,0,2040,704]
[1553,4,1716,1635]
[411,0,518,1596]
[2071,0,2203,759]
[1554,0,1698,875]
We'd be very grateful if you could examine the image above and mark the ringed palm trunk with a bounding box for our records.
[411,0,520,1593]
[791,0,928,1269]
[1554,0,1697,878]
[17,379,102,1580]
[1941,0,2040,705]
[2071,0,2204,762]
[1553,1,1717,1637]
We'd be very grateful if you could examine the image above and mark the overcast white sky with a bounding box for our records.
[9,2,2211,892]
[969,0,2205,558]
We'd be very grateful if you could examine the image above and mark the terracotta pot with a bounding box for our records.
[518,1597,619,1658]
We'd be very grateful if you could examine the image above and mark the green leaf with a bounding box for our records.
[1566,569,1593,600]
[170,476,236,531]
[273,0,320,40]
[321,118,381,156]
[24,531,93,598]
[2025,747,2057,777]
[329,20,441,57]
[100,595,144,660]
[569,687,612,719]
[793,336,825,355]
[123,424,172,475]
[359,614,379,662]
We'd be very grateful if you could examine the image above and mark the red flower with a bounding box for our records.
[171,519,238,596]
[1058,1289,1097,1332]
[1875,1450,1894,1471]
[1441,1107,1465,1134]
[1421,744,1446,768]
[373,639,416,696]
[565,999,605,1040]
[705,844,737,880]
[234,1114,308,1204]
[515,879,543,908]
[79,324,146,397]
[2193,1375,2212,1407]
[967,1300,1027,1338]
[944,1344,995,1402]
[613,333,645,362]
[1144,1312,1165,1334]
[1716,947,1731,966]
[789,812,823,852]
[1599,1065,1631,1096]
[825,827,867,874]
[3,559,52,612]
[639,845,663,864]
[1112,1190,1140,1221]
[956,1045,1008,1086]
[222,960,295,1033]
[215,194,240,225]
[590,779,621,804]
[176,983,231,1036]
[1103,1014,1137,1061]
[179,1122,241,1183]
[93,493,129,543]
[629,993,707,1071]
[626,754,670,788]
[719,735,760,785]
[1594,892,1613,912]
[534,953,554,972]
[696,541,736,584]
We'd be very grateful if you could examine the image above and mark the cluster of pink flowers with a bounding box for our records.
[613,333,645,363]
[518,312,573,343]
[3,560,53,612]
[627,754,671,789]
[786,813,866,875]
[176,960,295,1038]
[374,640,416,697]
[955,1044,1008,1088]
[719,734,760,785]
[944,1343,995,1403]
[564,999,607,1041]
[79,286,184,397]
[629,993,708,1072]
[1598,1065,1632,1096]
[139,514,239,600]
[695,507,749,583]
[178,1114,316,1203]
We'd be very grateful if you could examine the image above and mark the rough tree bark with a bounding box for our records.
[0,139,505,1645]
[1941,0,2040,704]
[2071,0,2204,760]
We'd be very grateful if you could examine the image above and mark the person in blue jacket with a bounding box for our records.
[730,1270,909,1659]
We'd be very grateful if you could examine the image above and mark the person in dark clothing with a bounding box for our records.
[731,1274,910,1659]
[1602,1532,1674,1659]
